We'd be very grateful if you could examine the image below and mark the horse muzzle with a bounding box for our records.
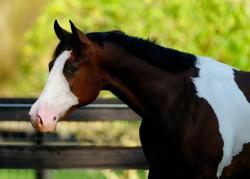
[29,103,59,132]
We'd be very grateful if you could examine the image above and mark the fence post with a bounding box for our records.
[35,132,51,179]
[36,169,51,179]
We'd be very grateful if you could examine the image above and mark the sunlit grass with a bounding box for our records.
[0,120,141,146]
[0,169,148,179]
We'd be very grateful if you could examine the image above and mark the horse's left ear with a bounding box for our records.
[69,20,91,51]
[54,20,70,41]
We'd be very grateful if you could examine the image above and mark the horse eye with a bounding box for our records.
[64,63,78,76]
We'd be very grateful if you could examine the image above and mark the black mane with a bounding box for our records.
[54,31,197,72]
[87,31,197,72]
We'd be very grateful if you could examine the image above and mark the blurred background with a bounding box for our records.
[0,0,250,178]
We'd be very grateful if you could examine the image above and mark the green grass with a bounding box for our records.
[53,170,107,179]
[0,169,106,179]
[0,170,35,179]
[0,169,148,179]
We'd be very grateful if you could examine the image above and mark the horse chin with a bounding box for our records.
[34,123,57,133]
[30,117,58,133]
[40,128,57,133]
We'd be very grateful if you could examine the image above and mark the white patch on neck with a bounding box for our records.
[31,50,78,119]
[192,57,250,178]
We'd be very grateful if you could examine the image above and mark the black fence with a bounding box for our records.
[0,98,148,179]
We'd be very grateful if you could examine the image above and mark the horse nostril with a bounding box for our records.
[53,116,57,121]
[36,114,43,126]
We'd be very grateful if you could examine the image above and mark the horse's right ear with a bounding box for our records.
[54,20,70,41]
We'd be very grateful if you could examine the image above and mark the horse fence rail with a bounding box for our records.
[0,98,148,179]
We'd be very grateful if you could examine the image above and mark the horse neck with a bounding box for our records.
[95,44,195,119]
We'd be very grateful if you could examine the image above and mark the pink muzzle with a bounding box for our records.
[30,104,58,132]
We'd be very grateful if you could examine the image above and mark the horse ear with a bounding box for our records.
[69,20,91,48]
[54,20,70,41]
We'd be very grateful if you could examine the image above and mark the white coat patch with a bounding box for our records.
[192,57,250,178]
[29,50,78,120]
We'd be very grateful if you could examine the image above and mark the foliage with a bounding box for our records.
[1,1,250,178]
[0,0,47,96]
[6,0,247,96]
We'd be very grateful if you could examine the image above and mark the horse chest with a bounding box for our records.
[193,57,250,178]
[139,118,195,177]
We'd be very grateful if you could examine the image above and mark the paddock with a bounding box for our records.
[0,98,148,179]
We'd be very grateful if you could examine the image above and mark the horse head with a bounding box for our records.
[29,20,102,132]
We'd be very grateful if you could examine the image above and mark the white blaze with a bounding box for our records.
[29,50,78,121]
[192,57,250,177]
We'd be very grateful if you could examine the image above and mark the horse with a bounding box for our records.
[29,20,250,179]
